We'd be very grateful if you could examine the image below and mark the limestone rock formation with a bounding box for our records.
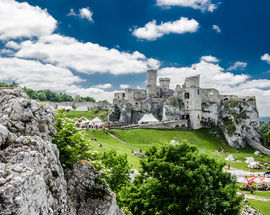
[241,204,264,215]
[0,87,122,215]
[0,136,68,215]
[162,97,185,121]
[219,97,262,148]
[0,87,55,142]
[65,162,123,215]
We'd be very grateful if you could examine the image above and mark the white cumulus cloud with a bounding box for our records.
[212,25,221,33]
[0,57,82,91]
[15,34,160,75]
[132,17,199,40]
[200,55,219,63]
[0,0,57,40]
[261,53,270,64]
[93,83,112,89]
[5,41,20,50]
[227,61,247,71]
[120,84,129,89]
[156,0,217,12]
[68,7,93,22]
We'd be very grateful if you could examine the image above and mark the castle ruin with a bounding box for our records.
[109,69,262,148]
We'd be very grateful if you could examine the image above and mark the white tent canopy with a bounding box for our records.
[90,117,104,125]
[138,114,159,124]
[245,157,255,164]
[248,161,259,168]
[225,154,234,162]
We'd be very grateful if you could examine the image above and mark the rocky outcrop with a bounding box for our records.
[65,162,123,215]
[119,103,132,124]
[0,87,122,215]
[219,97,262,148]
[0,87,55,142]
[162,97,185,121]
[241,205,264,215]
[0,136,68,215]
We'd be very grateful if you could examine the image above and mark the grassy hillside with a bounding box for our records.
[81,127,270,214]
[63,110,108,121]
[84,127,270,171]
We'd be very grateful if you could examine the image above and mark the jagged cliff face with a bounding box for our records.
[219,97,262,148]
[0,88,122,215]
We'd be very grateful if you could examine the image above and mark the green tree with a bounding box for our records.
[98,151,132,194]
[122,143,242,215]
[52,110,94,168]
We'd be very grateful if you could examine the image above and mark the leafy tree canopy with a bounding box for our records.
[53,110,131,198]
[23,87,74,102]
[75,95,96,102]
[121,143,242,215]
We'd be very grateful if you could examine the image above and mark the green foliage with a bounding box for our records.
[247,97,255,102]
[23,87,74,102]
[223,117,236,136]
[0,81,18,88]
[121,143,242,215]
[52,110,94,168]
[261,121,270,134]
[97,150,132,194]
[99,100,109,104]
[75,95,96,102]
[227,99,239,108]
[53,111,131,201]
[63,110,109,121]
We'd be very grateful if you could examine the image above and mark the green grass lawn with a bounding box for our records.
[63,110,108,121]
[82,127,270,171]
[248,199,270,215]
[79,126,270,214]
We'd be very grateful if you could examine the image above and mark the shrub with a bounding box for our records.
[52,110,94,168]
[121,143,242,215]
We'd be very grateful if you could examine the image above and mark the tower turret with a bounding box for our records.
[146,69,158,98]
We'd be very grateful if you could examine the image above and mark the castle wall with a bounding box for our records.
[43,101,110,110]
[183,75,200,88]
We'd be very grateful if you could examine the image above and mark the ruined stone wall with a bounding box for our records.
[43,101,110,110]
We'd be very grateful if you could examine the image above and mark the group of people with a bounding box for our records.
[240,183,269,191]
[218,147,227,153]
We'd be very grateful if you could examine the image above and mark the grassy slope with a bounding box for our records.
[110,128,270,171]
[248,200,269,215]
[63,110,108,120]
[64,112,270,213]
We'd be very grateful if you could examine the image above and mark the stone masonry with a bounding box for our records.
[109,69,262,148]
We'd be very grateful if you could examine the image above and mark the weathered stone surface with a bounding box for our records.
[0,136,68,215]
[162,97,185,121]
[0,87,55,142]
[241,204,264,215]
[219,97,262,148]
[0,87,123,215]
[65,162,123,215]
[119,103,132,124]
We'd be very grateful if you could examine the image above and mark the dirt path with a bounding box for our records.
[237,192,270,202]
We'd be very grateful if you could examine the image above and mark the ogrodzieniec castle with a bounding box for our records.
[109,69,263,149]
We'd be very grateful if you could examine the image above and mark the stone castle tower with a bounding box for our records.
[182,75,202,129]
[146,69,158,98]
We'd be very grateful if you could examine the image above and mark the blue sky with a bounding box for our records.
[0,0,270,116]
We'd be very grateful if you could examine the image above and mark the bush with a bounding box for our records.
[97,151,132,194]
[121,143,242,215]
[52,110,94,168]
